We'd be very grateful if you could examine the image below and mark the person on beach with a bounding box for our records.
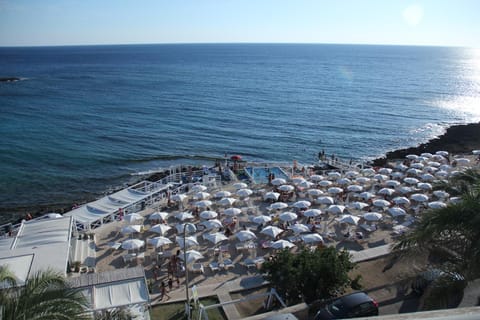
[160,281,170,300]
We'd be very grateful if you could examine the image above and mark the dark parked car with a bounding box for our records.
[314,292,379,320]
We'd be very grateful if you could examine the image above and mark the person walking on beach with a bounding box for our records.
[160,281,170,301]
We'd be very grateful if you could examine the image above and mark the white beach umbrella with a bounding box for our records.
[236,188,253,198]
[435,150,449,157]
[404,177,419,185]
[316,196,335,205]
[120,225,142,235]
[338,214,360,225]
[359,192,375,200]
[377,188,395,196]
[428,201,447,209]
[271,239,295,249]
[309,174,324,181]
[223,207,242,216]
[373,174,388,182]
[385,180,401,188]
[200,219,223,230]
[395,164,408,172]
[292,177,307,185]
[328,187,344,194]
[347,185,363,193]
[427,161,442,167]
[194,192,211,200]
[420,173,435,182]
[406,168,422,176]
[195,200,213,208]
[435,170,449,178]
[124,213,144,224]
[261,226,284,238]
[406,154,419,160]
[362,212,383,222]
[264,192,280,201]
[301,233,323,244]
[235,230,257,242]
[410,163,424,170]
[410,193,429,202]
[388,207,407,218]
[348,201,369,210]
[318,180,333,187]
[279,211,298,222]
[378,167,393,175]
[421,152,433,158]
[175,212,194,221]
[327,204,345,214]
[398,186,413,194]
[251,215,272,225]
[149,211,169,221]
[218,197,236,206]
[417,182,433,191]
[292,200,312,209]
[278,185,295,192]
[298,180,314,189]
[289,223,311,234]
[424,166,439,174]
[307,189,324,196]
[393,196,411,205]
[361,168,376,176]
[233,182,248,190]
[148,236,172,248]
[271,178,287,186]
[455,158,470,165]
[327,171,342,180]
[179,250,204,264]
[433,190,450,199]
[269,202,289,210]
[171,194,187,202]
[473,150,480,155]
[200,210,218,220]
[203,232,228,245]
[121,239,145,250]
[175,223,197,234]
[303,209,322,217]
[355,177,371,185]
[46,213,62,219]
[450,197,462,204]
[215,190,232,198]
[176,236,199,248]
[191,185,207,192]
[373,199,391,208]
[391,171,404,179]
[345,170,359,178]
[149,223,172,235]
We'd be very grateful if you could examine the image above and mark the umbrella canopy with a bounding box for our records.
[200,219,223,230]
[278,185,295,192]
[362,212,383,221]
[121,239,145,250]
[149,224,172,235]
[235,230,257,242]
[215,190,232,198]
[373,174,388,182]
[270,202,289,210]
[292,200,311,209]
[264,192,280,201]
[191,185,207,192]
[148,236,172,248]
[393,196,411,205]
[46,213,62,219]
[171,194,187,202]
[200,210,218,220]
[292,177,307,185]
[404,177,419,185]
[406,168,422,176]
[316,196,335,205]
[433,190,450,199]
[377,188,395,196]
[271,239,295,249]
[279,211,298,222]
[303,209,322,217]
[195,200,213,208]
[410,193,429,202]
[175,223,197,234]
[355,177,371,184]
[373,199,391,208]
[327,171,342,180]
[124,213,144,224]
[318,180,333,187]
[337,178,352,186]
[120,225,142,235]
[347,185,363,193]
[327,204,345,214]
[175,212,194,221]
[378,168,392,175]
[298,180,313,189]
[203,232,228,245]
[251,215,272,225]
[194,192,211,200]
[307,189,324,196]
[359,192,375,200]
[348,201,370,210]
[398,186,413,194]
[361,168,376,176]
[388,207,407,217]
[328,187,343,194]
[301,233,324,244]
[271,178,287,186]
[261,226,284,238]
[176,236,199,248]
[233,182,248,190]
[338,214,360,225]
[224,207,242,216]
[289,223,311,234]
[218,197,236,206]
[455,158,470,165]
[236,188,253,198]
[149,211,169,221]
[428,201,447,209]
[309,174,324,181]
[417,182,433,191]
[179,250,204,264]
[345,170,359,178]
[421,173,435,182]
[385,180,401,188]
[406,154,419,160]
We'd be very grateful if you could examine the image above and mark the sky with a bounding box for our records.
[0,0,479,47]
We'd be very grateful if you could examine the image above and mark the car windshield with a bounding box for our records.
[328,300,346,316]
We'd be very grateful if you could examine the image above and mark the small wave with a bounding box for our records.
[125,154,225,164]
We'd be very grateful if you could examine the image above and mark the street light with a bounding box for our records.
[183,222,196,320]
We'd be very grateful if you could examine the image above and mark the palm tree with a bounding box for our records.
[0,266,91,320]
[394,168,480,279]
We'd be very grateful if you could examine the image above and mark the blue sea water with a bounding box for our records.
[0,44,479,213]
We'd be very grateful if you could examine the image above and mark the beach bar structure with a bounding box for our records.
[64,180,174,231]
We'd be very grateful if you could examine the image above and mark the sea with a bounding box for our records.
[1,44,479,218]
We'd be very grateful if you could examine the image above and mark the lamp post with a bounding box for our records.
[183,222,195,320]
